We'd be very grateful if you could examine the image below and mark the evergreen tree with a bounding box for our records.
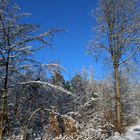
[51,71,65,87]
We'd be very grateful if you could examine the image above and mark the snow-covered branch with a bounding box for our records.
[20,80,75,97]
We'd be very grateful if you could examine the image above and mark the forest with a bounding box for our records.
[0,0,140,140]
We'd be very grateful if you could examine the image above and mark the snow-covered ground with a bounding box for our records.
[108,125,140,140]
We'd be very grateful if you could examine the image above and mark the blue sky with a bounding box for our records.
[15,0,107,80]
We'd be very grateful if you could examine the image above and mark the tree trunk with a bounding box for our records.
[114,63,122,133]
[0,62,9,140]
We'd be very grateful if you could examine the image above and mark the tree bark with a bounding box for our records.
[0,61,9,140]
[114,63,122,133]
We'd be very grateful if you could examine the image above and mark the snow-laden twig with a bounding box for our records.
[42,63,67,72]
[20,80,75,97]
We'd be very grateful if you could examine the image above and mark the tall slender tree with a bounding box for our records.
[0,0,60,139]
[88,0,140,133]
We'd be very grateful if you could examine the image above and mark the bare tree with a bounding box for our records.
[0,1,60,139]
[88,0,140,133]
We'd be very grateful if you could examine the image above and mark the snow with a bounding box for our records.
[42,63,66,71]
[108,125,140,140]
[20,80,75,97]
[94,93,98,96]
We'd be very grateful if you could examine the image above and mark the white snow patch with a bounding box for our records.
[108,125,140,140]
